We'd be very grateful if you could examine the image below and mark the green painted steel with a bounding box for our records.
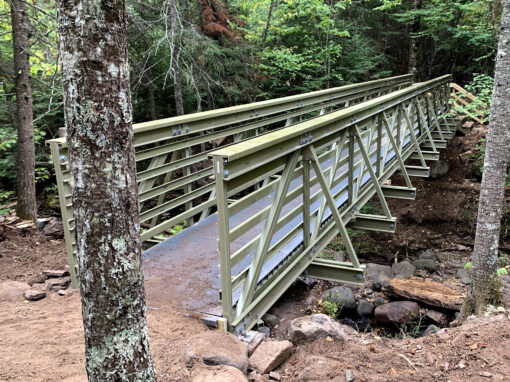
[211,75,455,333]
[47,75,412,289]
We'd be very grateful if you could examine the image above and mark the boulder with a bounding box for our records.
[0,281,30,302]
[191,364,248,382]
[42,218,64,237]
[289,313,349,345]
[373,296,385,308]
[412,259,436,272]
[392,261,416,280]
[321,286,356,310]
[419,249,443,262]
[365,263,394,281]
[248,340,293,374]
[43,276,71,291]
[239,331,266,357]
[356,299,374,317]
[384,278,464,310]
[186,330,248,373]
[429,160,449,179]
[374,301,420,325]
[23,289,46,301]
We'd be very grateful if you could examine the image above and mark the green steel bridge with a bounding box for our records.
[48,74,459,333]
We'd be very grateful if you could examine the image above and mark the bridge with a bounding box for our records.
[48,73,458,333]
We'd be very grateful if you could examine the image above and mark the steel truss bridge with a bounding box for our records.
[49,74,458,333]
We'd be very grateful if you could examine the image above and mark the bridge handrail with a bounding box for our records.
[210,74,453,332]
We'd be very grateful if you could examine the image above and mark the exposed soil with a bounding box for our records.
[1,125,510,381]
[0,228,68,284]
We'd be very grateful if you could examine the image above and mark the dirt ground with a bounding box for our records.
[1,126,510,381]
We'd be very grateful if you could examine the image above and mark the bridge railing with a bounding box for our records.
[210,75,454,333]
[47,75,412,288]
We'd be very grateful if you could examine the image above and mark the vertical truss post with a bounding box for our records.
[382,112,413,189]
[376,115,382,176]
[402,104,428,168]
[302,159,311,248]
[305,145,361,268]
[236,151,301,315]
[184,147,194,225]
[348,128,355,204]
[415,97,438,153]
[214,156,233,327]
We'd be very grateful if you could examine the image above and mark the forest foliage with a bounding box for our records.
[0,0,500,205]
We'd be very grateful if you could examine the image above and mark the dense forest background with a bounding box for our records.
[0,0,500,206]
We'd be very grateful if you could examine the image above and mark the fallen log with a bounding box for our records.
[383,278,464,310]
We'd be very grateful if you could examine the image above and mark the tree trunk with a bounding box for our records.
[56,0,157,380]
[408,0,421,79]
[460,0,510,319]
[10,0,37,220]
[169,0,184,116]
[261,0,276,51]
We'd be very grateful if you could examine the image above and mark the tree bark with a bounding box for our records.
[261,0,277,51]
[169,0,184,116]
[461,0,510,318]
[56,0,157,380]
[408,0,421,79]
[10,0,37,220]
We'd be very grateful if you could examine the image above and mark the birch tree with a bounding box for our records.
[56,0,156,380]
[10,0,37,220]
[460,0,510,318]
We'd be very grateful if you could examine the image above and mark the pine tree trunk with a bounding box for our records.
[11,0,37,220]
[169,0,184,116]
[461,0,510,318]
[56,0,157,380]
[261,0,276,51]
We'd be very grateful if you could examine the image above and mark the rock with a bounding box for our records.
[36,217,51,230]
[422,325,439,336]
[373,296,385,307]
[419,250,436,260]
[479,371,492,378]
[257,326,271,338]
[356,299,374,317]
[456,268,471,285]
[321,286,356,310]
[425,310,449,326]
[436,328,450,340]
[412,259,436,272]
[29,274,48,285]
[0,281,31,302]
[268,371,281,381]
[345,369,354,382]
[374,301,420,325]
[456,244,470,251]
[248,371,269,382]
[290,313,350,344]
[429,160,449,179]
[191,364,248,382]
[248,340,293,374]
[42,269,69,278]
[392,261,416,279]
[298,277,317,288]
[186,330,248,373]
[43,276,71,291]
[58,289,73,297]
[365,263,394,283]
[23,289,46,301]
[384,279,464,310]
[42,218,64,237]
[333,251,345,262]
[262,313,279,328]
[240,332,266,357]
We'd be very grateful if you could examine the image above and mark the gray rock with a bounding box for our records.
[356,299,374,317]
[333,251,345,262]
[345,369,354,382]
[392,261,416,279]
[186,330,248,373]
[422,325,439,337]
[419,250,437,261]
[23,289,46,301]
[374,301,420,325]
[366,263,394,281]
[373,296,385,307]
[322,286,356,310]
[412,259,436,272]
[456,268,471,285]
[42,269,69,278]
[257,326,271,338]
[289,313,349,345]
[248,340,293,374]
[262,313,279,328]
[430,160,449,179]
